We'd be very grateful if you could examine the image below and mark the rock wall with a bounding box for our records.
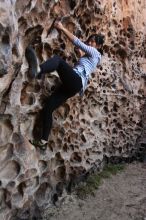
[0,0,146,219]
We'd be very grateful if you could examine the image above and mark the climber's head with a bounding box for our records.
[86,34,105,55]
[87,34,105,48]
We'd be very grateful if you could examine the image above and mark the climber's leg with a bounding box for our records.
[41,85,76,141]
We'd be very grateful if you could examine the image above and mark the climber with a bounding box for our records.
[25,20,105,150]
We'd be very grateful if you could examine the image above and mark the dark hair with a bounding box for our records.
[88,34,105,45]
[87,34,105,55]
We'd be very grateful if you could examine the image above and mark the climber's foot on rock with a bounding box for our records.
[29,139,48,150]
[25,46,40,78]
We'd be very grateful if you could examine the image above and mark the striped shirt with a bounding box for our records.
[73,37,101,95]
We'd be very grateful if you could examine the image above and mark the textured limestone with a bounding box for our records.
[0,0,146,219]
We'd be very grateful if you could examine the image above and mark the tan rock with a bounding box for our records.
[0,0,146,219]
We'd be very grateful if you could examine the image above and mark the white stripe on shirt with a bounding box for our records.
[73,37,101,95]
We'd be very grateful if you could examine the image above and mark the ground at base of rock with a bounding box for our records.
[43,162,146,220]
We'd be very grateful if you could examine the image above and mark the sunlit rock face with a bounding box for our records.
[0,0,146,219]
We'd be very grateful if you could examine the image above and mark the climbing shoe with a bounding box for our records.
[29,139,48,150]
[25,46,40,78]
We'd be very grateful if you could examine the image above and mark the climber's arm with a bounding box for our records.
[54,21,98,57]
[54,21,76,43]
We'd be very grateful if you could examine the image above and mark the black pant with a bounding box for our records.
[39,55,82,141]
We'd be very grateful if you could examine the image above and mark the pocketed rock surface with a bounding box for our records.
[0,0,146,219]
[43,163,146,220]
